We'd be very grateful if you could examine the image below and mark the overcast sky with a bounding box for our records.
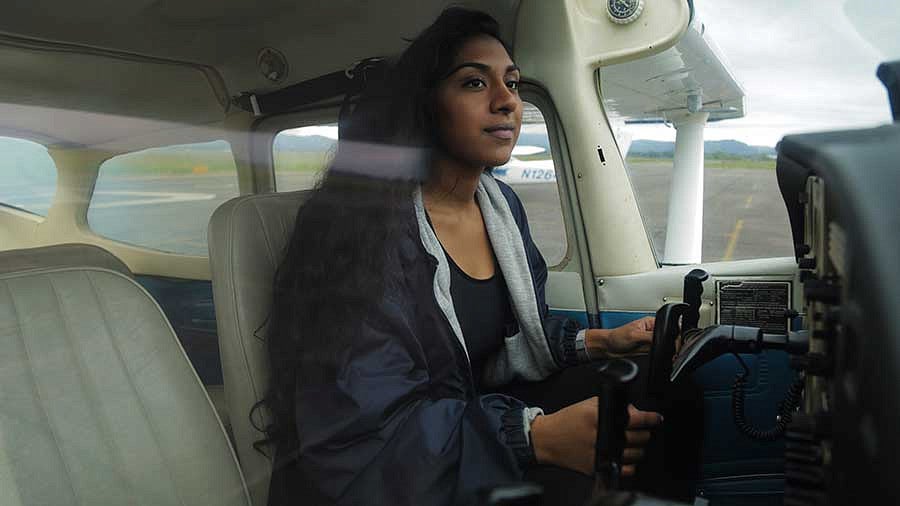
[628,0,899,147]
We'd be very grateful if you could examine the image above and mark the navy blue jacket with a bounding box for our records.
[270,180,583,505]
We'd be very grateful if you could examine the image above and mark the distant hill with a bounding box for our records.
[630,139,776,158]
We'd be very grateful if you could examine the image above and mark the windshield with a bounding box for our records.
[622,0,899,262]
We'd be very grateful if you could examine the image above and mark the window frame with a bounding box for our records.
[517,85,584,273]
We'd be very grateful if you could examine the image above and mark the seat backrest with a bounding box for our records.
[0,266,250,506]
[208,190,311,506]
[0,243,132,277]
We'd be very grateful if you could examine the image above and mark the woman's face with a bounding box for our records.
[433,35,522,170]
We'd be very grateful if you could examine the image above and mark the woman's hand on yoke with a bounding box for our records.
[530,399,662,476]
[586,316,655,357]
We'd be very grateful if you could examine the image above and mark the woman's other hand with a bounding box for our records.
[586,316,655,357]
[530,400,661,476]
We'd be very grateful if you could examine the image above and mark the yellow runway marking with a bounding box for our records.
[723,219,744,261]
[745,195,753,208]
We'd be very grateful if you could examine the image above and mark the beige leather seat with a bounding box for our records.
[208,190,311,506]
[0,244,233,432]
[0,243,132,277]
[0,265,250,506]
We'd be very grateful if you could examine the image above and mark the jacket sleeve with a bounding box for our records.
[496,179,589,368]
[294,294,536,506]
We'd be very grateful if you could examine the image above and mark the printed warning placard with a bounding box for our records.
[717,281,791,334]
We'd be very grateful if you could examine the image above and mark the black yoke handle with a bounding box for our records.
[682,269,710,331]
[595,359,638,492]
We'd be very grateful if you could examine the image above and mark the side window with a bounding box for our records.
[87,140,238,256]
[273,124,337,192]
[622,126,794,262]
[496,103,568,266]
[0,136,57,216]
[272,113,569,265]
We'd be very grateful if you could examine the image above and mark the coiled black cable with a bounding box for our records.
[733,371,805,441]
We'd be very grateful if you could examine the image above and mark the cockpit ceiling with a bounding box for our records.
[0,42,228,148]
[0,43,225,124]
[0,0,519,101]
[600,19,746,124]
[0,104,228,151]
[0,0,518,146]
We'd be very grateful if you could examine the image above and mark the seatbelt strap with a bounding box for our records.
[234,57,386,116]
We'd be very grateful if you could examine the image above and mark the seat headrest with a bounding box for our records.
[0,243,132,278]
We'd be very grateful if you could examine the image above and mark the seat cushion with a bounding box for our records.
[0,266,249,506]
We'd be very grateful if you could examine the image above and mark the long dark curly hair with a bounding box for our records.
[256,7,510,457]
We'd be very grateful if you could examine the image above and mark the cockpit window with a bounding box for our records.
[273,124,337,192]
[87,140,238,255]
[619,0,898,264]
[0,136,57,217]
[496,102,568,267]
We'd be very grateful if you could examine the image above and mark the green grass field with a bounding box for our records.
[100,149,331,176]
[626,156,775,169]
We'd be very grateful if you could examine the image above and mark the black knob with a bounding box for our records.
[798,257,817,270]
[795,244,812,256]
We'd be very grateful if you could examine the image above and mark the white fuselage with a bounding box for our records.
[493,157,557,184]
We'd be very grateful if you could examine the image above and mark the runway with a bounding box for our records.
[4,162,795,263]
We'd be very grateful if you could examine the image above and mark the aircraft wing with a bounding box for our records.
[599,17,747,125]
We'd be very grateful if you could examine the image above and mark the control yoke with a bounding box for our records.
[646,269,708,396]
[648,269,809,386]
[645,269,810,442]
[670,325,808,381]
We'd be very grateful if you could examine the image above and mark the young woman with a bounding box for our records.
[262,8,662,505]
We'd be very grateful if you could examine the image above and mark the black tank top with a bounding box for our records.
[444,251,515,389]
